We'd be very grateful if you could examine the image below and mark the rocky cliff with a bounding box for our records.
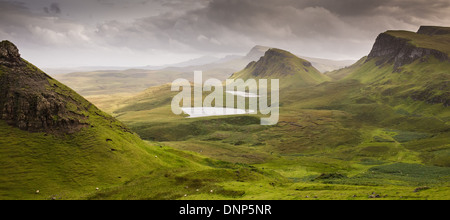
[0,41,90,134]
[368,30,449,70]
[417,26,450,36]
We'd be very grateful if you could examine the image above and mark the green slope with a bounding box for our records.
[0,41,174,199]
[231,48,330,88]
[345,27,450,108]
[0,41,281,200]
[107,27,450,200]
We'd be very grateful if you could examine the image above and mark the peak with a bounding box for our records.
[0,42,93,134]
[232,47,328,87]
[265,48,296,58]
[417,26,450,36]
[251,45,271,50]
[245,45,271,61]
[263,48,312,65]
[0,40,23,66]
[368,30,449,69]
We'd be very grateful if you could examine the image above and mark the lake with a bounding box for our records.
[181,107,255,118]
[225,91,260,98]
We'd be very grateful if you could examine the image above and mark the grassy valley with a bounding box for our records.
[108,29,450,200]
[1,26,449,200]
[0,41,283,200]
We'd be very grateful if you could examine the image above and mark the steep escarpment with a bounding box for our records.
[417,26,450,36]
[0,41,92,133]
[346,26,450,107]
[368,29,449,69]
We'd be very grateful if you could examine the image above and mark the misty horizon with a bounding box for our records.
[1,0,449,68]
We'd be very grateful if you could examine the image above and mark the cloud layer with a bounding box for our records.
[1,0,449,67]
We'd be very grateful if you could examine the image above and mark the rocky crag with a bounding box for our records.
[0,41,90,133]
[368,26,449,69]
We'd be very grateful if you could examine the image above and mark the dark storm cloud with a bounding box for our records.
[297,0,391,16]
[284,0,450,18]
[142,0,450,56]
[1,0,449,67]
[44,2,61,14]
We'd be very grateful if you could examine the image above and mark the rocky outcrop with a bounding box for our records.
[0,41,25,67]
[410,81,450,107]
[417,26,450,36]
[367,33,448,69]
[0,41,89,134]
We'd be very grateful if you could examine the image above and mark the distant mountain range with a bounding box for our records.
[45,45,355,75]
[52,45,355,96]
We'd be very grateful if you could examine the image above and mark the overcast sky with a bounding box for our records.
[1,0,449,68]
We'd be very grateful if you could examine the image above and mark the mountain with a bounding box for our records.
[99,27,450,200]
[0,41,90,134]
[231,48,330,88]
[244,45,272,61]
[0,40,163,199]
[299,56,356,73]
[0,41,284,200]
[52,45,351,102]
[343,26,450,107]
[52,45,270,98]
[161,45,270,75]
[156,55,221,68]
[367,28,449,70]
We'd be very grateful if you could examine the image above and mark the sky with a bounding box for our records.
[1,0,449,68]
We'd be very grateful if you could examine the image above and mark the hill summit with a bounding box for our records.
[231,48,330,88]
[0,41,93,133]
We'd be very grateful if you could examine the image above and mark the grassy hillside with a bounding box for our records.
[108,30,450,200]
[0,42,283,200]
[231,49,330,89]
[111,79,450,199]
[2,26,449,200]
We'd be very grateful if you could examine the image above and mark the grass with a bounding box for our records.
[386,30,450,56]
[2,35,449,200]
[328,163,450,187]
[231,48,330,89]
[98,36,450,200]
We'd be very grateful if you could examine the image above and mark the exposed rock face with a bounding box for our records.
[417,26,450,36]
[368,33,448,69]
[0,41,25,67]
[0,41,89,133]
